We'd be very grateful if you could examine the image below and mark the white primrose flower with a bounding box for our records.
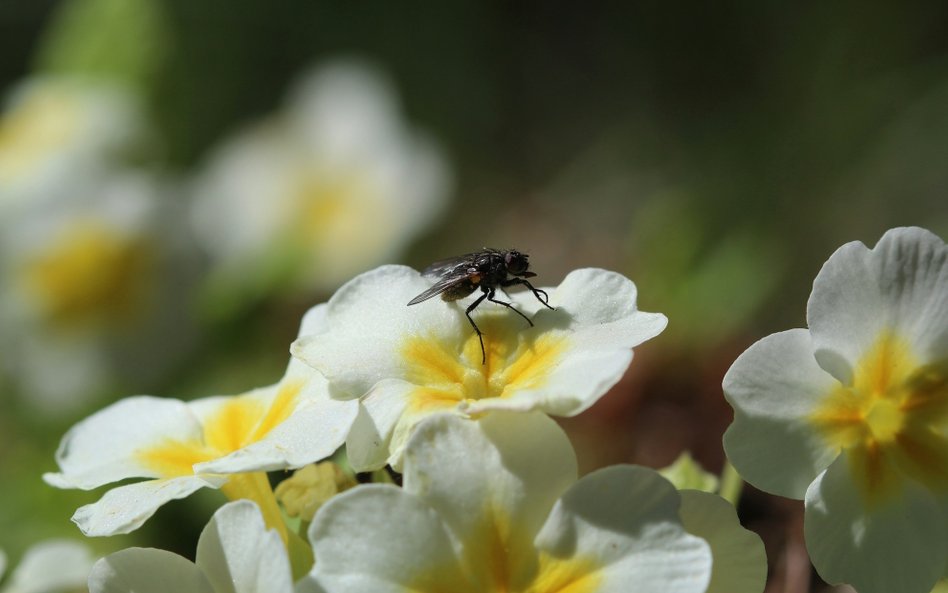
[191,59,452,296]
[723,227,948,593]
[44,307,358,538]
[299,412,715,593]
[291,265,667,470]
[88,500,293,593]
[0,76,146,212]
[0,540,95,593]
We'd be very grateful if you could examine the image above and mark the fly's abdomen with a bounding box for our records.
[440,278,478,301]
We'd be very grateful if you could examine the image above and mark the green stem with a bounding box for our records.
[718,461,744,506]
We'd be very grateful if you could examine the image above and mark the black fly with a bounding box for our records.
[407,249,554,364]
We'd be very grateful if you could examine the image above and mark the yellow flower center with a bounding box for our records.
[809,331,948,505]
[0,88,80,186]
[406,505,602,593]
[18,222,153,328]
[401,314,567,414]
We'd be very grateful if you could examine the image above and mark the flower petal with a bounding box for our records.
[5,539,95,593]
[291,265,467,399]
[71,476,222,536]
[677,490,766,593]
[461,349,633,417]
[345,380,412,472]
[403,412,577,563]
[535,465,711,593]
[539,268,668,347]
[723,328,840,498]
[804,454,947,593]
[195,501,293,593]
[43,396,204,489]
[88,549,213,593]
[807,227,948,383]
[194,395,357,474]
[305,485,468,593]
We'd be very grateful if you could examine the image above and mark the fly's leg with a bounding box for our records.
[465,290,489,364]
[486,288,534,328]
[500,278,555,309]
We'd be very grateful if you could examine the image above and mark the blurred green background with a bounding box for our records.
[1,2,946,591]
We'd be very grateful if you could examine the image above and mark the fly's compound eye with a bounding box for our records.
[505,252,529,275]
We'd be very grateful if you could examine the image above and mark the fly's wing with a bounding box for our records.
[407,269,471,305]
[420,252,481,277]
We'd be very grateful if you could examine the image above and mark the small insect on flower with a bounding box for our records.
[407,248,555,364]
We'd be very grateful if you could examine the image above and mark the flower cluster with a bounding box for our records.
[46,261,768,592]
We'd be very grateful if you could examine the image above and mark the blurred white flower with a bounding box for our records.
[0,539,95,593]
[300,412,716,593]
[0,168,189,412]
[44,307,358,537]
[723,227,948,593]
[190,59,452,298]
[88,500,293,593]
[0,76,146,213]
[291,265,666,470]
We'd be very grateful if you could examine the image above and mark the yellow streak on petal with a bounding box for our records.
[135,381,304,478]
[135,439,215,477]
[204,381,303,453]
[810,331,948,506]
[247,380,305,443]
[528,553,603,593]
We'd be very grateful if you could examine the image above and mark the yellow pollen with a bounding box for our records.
[19,222,153,328]
[401,315,566,415]
[809,331,948,504]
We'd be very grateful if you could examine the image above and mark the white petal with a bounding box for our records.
[722,329,840,498]
[291,265,466,399]
[44,396,203,489]
[287,61,399,157]
[807,227,948,383]
[804,455,947,593]
[345,381,412,472]
[88,549,213,593]
[72,476,222,536]
[535,466,711,593]
[543,268,668,348]
[307,485,468,592]
[677,490,767,593]
[196,501,293,593]
[403,413,577,555]
[195,396,357,474]
[190,124,297,265]
[285,304,329,377]
[5,539,95,593]
[461,349,633,417]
